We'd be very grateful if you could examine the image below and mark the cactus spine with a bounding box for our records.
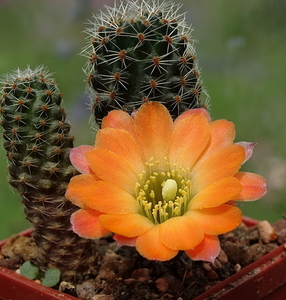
[82,0,209,124]
[0,66,95,281]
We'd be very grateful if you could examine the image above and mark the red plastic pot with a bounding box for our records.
[0,218,286,300]
[0,229,78,300]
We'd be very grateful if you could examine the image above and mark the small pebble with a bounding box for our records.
[217,249,228,264]
[224,232,235,240]
[234,264,241,272]
[202,262,212,272]
[59,281,75,293]
[272,219,286,233]
[92,295,114,300]
[76,281,96,299]
[207,270,219,280]
[124,278,136,285]
[249,243,267,261]
[131,268,150,281]
[211,259,222,269]
[257,220,277,243]
[155,278,169,292]
[277,228,286,244]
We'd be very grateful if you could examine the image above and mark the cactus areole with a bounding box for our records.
[82,0,209,123]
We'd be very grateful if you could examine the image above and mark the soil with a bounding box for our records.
[1,218,286,300]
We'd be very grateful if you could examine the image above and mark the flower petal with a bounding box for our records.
[191,144,245,194]
[185,235,220,263]
[160,216,204,250]
[95,128,144,174]
[134,102,173,162]
[234,172,267,201]
[113,234,137,247]
[66,174,98,208]
[70,208,110,239]
[208,119,236,150]
[101,109,136,140]
[194,119,235,169]
[189,177,242,209]
[174,108,211,124]
[169,113,210,170]
[76,181,139,214]
[98,213,153,237]
[85,148,137,194]
[70,145,94,174]
[136,225,178,261]
[186,205,242,235]
[235,142,256,163]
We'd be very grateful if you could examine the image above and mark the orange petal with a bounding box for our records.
[85,148,137,194]
[189,177,242,209]
[205,119,235,154]
[136,225,178,261]
[95,128,144,174]
[70,208,110,239]
[185,235,220,263]
[159,216,204,250]
[101,109,136,140]
[70,145,94,174]
[192,144,245,194]
[98,213,153,237]
[75,181,139,214]
[234,172,267,201]
[134,102,173,162]
[66,174,98,208]
[186,205,242,235]
[193,120,235,172]
[169,113,210,170]
[174,108,211,124]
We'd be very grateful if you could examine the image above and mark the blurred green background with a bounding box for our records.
[0,0,285,239]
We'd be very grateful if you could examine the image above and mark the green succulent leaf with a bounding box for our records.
[20,261,40,280]
[41,268,61,287]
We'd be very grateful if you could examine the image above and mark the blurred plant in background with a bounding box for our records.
[0,0,285,239]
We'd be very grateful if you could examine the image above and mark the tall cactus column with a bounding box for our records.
[0,66,96,281]
[82,0,209,124]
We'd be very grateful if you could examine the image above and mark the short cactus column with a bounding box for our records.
[0,66,96,281]
[82,0,209,124]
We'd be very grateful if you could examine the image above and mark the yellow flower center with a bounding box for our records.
[135,157,191,224]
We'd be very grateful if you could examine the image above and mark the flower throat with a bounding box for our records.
[135,157,192,224]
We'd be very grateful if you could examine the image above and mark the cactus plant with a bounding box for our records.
[0,2,271,300]
[0,66,96,281]
[82,0,209,124]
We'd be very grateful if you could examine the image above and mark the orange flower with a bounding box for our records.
[66,102,267,262]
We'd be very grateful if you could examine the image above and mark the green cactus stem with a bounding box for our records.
[0,66,96,281]
[82,0,209,124]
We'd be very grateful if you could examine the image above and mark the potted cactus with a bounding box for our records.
[1,0,283,299]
